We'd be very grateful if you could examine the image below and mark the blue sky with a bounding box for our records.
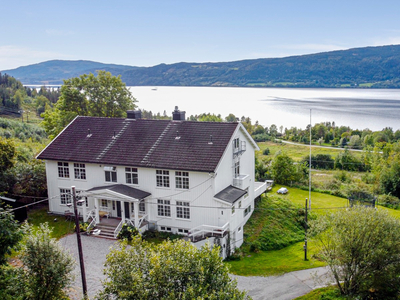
[1,0,400,70]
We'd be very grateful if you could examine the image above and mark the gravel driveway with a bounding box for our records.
[60,233,331,300]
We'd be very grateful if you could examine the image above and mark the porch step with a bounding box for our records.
[92,223,117,239]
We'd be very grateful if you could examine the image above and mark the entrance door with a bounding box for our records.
[124,202,130,219]
[116,201,121,218]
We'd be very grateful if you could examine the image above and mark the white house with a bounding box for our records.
[37,107,266,252]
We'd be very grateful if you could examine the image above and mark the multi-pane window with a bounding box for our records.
[175,171,189,189]
[232,205,235,215]
[156,170,170,187]
[234,161,240,177]
[60,188,71,205]
[131,201,146,213]
[176,201,190,219]
[105,166,117,182]
[234,138,239,149]
[157,199,171,217]
[74,163,86,180]
[58,162,69,178]
[101,199,108,208]
[125,167,138,184]
[244,205,252,217]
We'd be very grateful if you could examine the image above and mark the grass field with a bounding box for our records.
[257,141,363,162]
[227,185,400,276]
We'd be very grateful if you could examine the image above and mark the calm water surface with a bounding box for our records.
[129,87,400,131]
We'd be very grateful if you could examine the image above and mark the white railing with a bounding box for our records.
[87,217,97,235]
[189,222,229,240]
[138,214,148,228]
[233,174,250,189]
[86,209,95,221]
[114,220,124,239]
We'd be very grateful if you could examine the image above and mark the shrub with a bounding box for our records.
[117,223,139,241]
[262,148,270,155]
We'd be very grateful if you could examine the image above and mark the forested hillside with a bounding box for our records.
[2,45,400,88]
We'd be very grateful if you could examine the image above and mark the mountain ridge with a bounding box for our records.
[2,44,400,88]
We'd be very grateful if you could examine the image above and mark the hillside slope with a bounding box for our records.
[2,45,400,88]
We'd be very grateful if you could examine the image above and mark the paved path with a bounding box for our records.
[60,234,331,300]
[232,267,332,300]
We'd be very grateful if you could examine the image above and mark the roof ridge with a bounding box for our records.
[96,120,131,161]
[141,122,172,166]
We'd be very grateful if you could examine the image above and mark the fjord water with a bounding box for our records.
[129,86,400,131]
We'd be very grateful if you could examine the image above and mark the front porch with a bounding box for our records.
[80,184,151,238]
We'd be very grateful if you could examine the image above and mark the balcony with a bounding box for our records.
[233,174,250,190]
[233,141,246,157]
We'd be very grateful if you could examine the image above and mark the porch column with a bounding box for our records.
[121,200,125,223]
[134,201,139,228]
[82,198,87,222]
[94,197,100,222]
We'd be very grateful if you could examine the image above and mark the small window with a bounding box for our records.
[105,166,117,182]
[125,167,138,184]
[74,163,86,180]
[60,188,72,205]
[175,171,189,189]
[101,199,108,208]
[176,201,190,219]
[156,170,170,187]
[238,227,241,232]
[232,205,235,215]
[239,201,242,208]
[58,162,69,178]
[234,161,240,177]
[112,201,116,210]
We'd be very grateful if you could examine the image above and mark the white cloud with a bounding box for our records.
[372,37,400,46]
[0,45,73,70]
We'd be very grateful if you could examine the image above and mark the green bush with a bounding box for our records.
[262,148,270,155]
[117,223,139,241]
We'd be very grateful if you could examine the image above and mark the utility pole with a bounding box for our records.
[304,197,308,261]
[72,186,88,298]
[309,109,312,210]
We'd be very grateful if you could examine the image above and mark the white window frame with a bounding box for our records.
[105,166,117,182]
[58,162,69,178]
[125,167,138,185]
[234,160,240,177]
[175,171,189,189]
[157,199,171,217]
[74,163,86,180]
[156,170,170,188]
[232,204,235,215]
[60,188,72,205]
[176,201,190,219]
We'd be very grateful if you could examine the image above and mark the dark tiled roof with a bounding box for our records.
[86,184,151,200]
[214,185,247,204]
[37,117,238,172]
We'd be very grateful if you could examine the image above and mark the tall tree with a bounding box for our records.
[42,71,137,138]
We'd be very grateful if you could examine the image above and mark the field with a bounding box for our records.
[257,141,363,162]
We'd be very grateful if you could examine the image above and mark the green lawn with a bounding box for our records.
[27,207,75,239]
[227,186,400,276]
[271,186,348,215]
[228,241,325,276]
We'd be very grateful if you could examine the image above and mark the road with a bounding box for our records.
[61,234,332,300]
[279,139,363,152]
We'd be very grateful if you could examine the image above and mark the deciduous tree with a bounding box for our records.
[311,206,400,299]
[42,71,137,138]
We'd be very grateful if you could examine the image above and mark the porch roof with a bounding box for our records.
[84,184,151,201]
[214,185,246,204]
